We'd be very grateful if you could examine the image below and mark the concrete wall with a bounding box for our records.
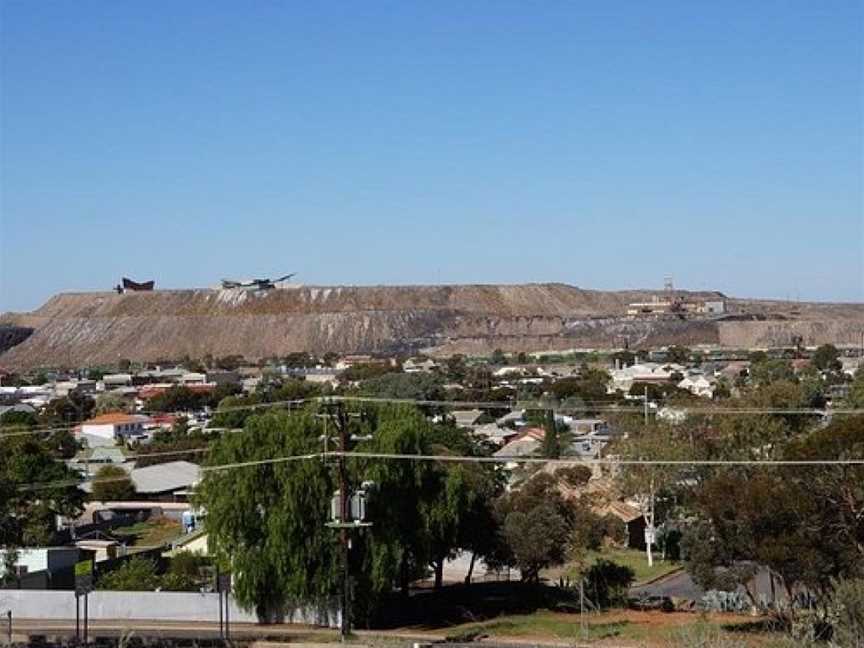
[0,590,340,627]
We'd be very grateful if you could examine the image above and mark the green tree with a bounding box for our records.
[198,409,340,622]
[0,409,38,428]
[494,474,575,582]
[444,355,468,382]
[812,344,841,372]
[583,560,635,609]
[420,422,501,589]
[91,465,136,501]
[684,417,864,627]
[210,393,262,429]
[613,425,690,568]
[502,503,569,582]
[829,578,864,647]
[847,370,864,408]
[0,434,84,547]
[161,550,211,591]
[611,350,636,368]
[490,349,507,365]
[94,392,131,415]
[750,359,796,386]
[666,346,691,365]
[541,409,560,458]
[550,368,612,406]
[359,372,445,402]
[357,405,437,604]
[683,470,826,626]
[342,363,394,382]
[41,393,95,426]
[146,386,205,412]
[744,379,811,436]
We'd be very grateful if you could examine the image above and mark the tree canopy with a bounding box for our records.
[91,465,136,501]
[0,433,84,547]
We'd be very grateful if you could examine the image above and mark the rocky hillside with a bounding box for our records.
[1,284,861,369]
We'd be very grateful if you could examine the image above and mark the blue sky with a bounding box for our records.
[1,1,862,311]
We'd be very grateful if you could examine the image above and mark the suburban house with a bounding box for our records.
[335,354,393,370]
[601,501,647,551]
[285,367,342,385]
[840,357,862,377]
[0,547,81,578]
[165,528,209,557]
[124,461,201,501]
[68,446,131,477]
[403,358,438,373]
[609,363,675,393]
[205,370,241,386]
[138,383,214,401]
[566,418,609,435]
[677,374,717,398]
[0,402,37,419]
[78,412,153,444]
[451,409,485,429]
[473,423,517,446]
[73,538,127,562]
[102,373,133,388]
[493,427,547,459]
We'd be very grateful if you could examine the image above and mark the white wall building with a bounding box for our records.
[79,412,152,443]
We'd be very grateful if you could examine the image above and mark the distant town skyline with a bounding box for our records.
[2,1,862,311]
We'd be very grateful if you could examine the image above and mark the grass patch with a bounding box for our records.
[437,610,791,646]
[443,610,630,642]
[545,547,681,586]
[113,517,183,547]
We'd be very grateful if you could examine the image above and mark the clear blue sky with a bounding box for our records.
[1,1,862,311]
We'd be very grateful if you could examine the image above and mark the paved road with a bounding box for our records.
[630,570,705,600]
[630,565,778,606]
[8,619,449,643]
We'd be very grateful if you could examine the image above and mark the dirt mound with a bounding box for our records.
[1,284,861,369]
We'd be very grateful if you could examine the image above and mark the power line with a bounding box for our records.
[334,450,864,466]
[324,395,863,415]
[15,450,864,493]
[17,452,320,492]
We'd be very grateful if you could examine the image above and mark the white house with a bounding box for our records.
[609,363,674,393]
[180,372,207,385]
[0,547,81,577]
[678,374,716,398]
[103,373,133,387]
[403,358,438,373]
[79,412,152,443]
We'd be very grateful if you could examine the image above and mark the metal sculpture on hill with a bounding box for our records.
[220,273,296,291]
[115,278,155,293]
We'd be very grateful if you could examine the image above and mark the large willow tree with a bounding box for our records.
[199,404,501,626]
[198,410,340,622]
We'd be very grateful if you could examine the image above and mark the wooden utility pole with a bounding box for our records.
[325,401,351,640]
[338,406,350,640]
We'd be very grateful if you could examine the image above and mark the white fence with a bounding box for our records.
[0,590,340,627]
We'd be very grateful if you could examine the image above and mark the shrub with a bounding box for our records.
[583,560,634,609]
[829,577,864,648]
[98,557,160,591]
[91,465,136,501]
